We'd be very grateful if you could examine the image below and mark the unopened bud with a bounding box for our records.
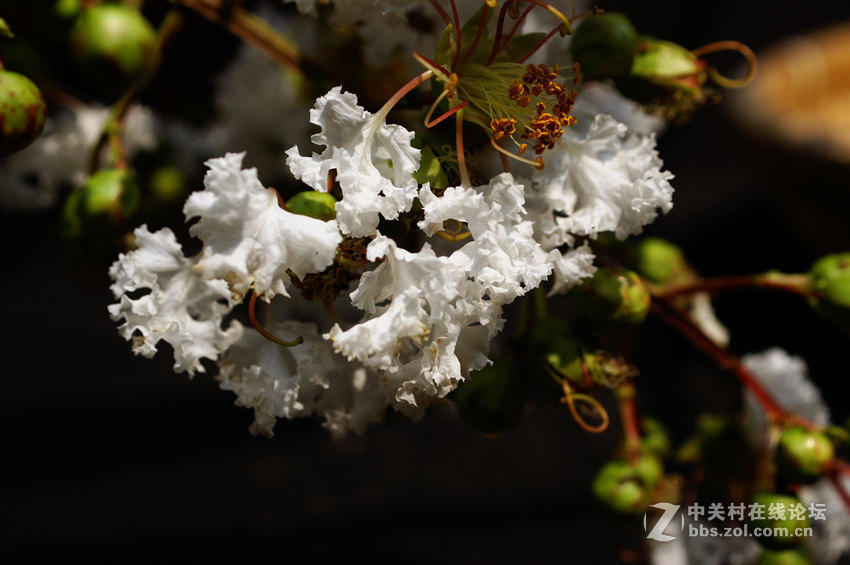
[285,191,337,221]
[0,70,47,156]
[569,13,637,81]
[573,267,650,328]
[776,427,834,484]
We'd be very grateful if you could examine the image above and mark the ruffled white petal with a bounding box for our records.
[325,235,492,412]
[530,113,674,245]
[218,322,388,438]
[285,87,420,236]
[108,226,243,376]
[184,152,342,301]
[419,173,553,304]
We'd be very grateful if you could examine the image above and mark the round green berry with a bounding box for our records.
[751,493,811,550]
[573,267,650,328]
[70,5,156,95]
[776,427,834,484]
[592,453,663,514]
[453,362,524,434]
[62,168,140,238]
[286,191,337,221]
[570,13,638,81]
[632,237,686,284]
[0,70,47,157]
[810,253,850,308]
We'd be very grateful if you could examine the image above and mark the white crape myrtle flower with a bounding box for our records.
[184,152,343,301]
[418,173,553,304]
[799,474,850,565]
[529,113,675,248]
[325,235,493,412]
[210,41,311,180]
[285,86,420,236]
[0,104,156,211]
[218,321,388,439]
[108,225,244,376]
[741,347,829,449]
[741,348,850,565]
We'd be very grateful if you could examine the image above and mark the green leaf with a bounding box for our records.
[498,32,545,63]
[413,145,448,190]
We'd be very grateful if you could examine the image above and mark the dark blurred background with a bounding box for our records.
[3,0,850,563]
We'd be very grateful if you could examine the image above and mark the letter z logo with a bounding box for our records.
[644,503,682,542]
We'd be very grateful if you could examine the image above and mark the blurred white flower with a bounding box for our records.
[0,104,156,211]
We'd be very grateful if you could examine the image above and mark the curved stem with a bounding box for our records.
[455,107,471,188]
[248,292,303,347]
[691,40,758,88]
[656,273,811,299]
[88,10,184,175]
[561,379,609,434]
[377,70,434,121]
[172,0,319,78]
[650,297,788,420]
[617,382,642,464]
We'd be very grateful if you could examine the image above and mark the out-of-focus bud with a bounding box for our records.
[0,70,47,156]
[592,452,663,514]
[775,427,834,484]
[62,168,140,238]
[453,361,525,434]
[573,267,650,328]
[751,493,811,550]
[286,191,337,221]
[632,237,686,285]
[70,5,156,95]
[808,253,850,330]
[569,13,638,81]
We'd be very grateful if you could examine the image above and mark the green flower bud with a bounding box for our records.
[0,70,47,157]
[755,549,813,565]
[809,253,850,316]
[573,267,650,328]
[592,453,663,514]
[453,361,524,434]
[632,39,702,87]
[776,427,834,484]
[569,13,638,81]
[751,493,811,550]
[286,191,337,221]
[70,5,156,95]
[62,168,140,238]
[632,237,686,285]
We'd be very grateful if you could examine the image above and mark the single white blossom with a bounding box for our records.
[108,225,243,375]
[325,235,492,411]
[285,87,420,236]
[184,152,342,301]
[530,113,674,246]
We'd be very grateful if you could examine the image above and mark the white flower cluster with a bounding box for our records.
[109,84,673,437]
